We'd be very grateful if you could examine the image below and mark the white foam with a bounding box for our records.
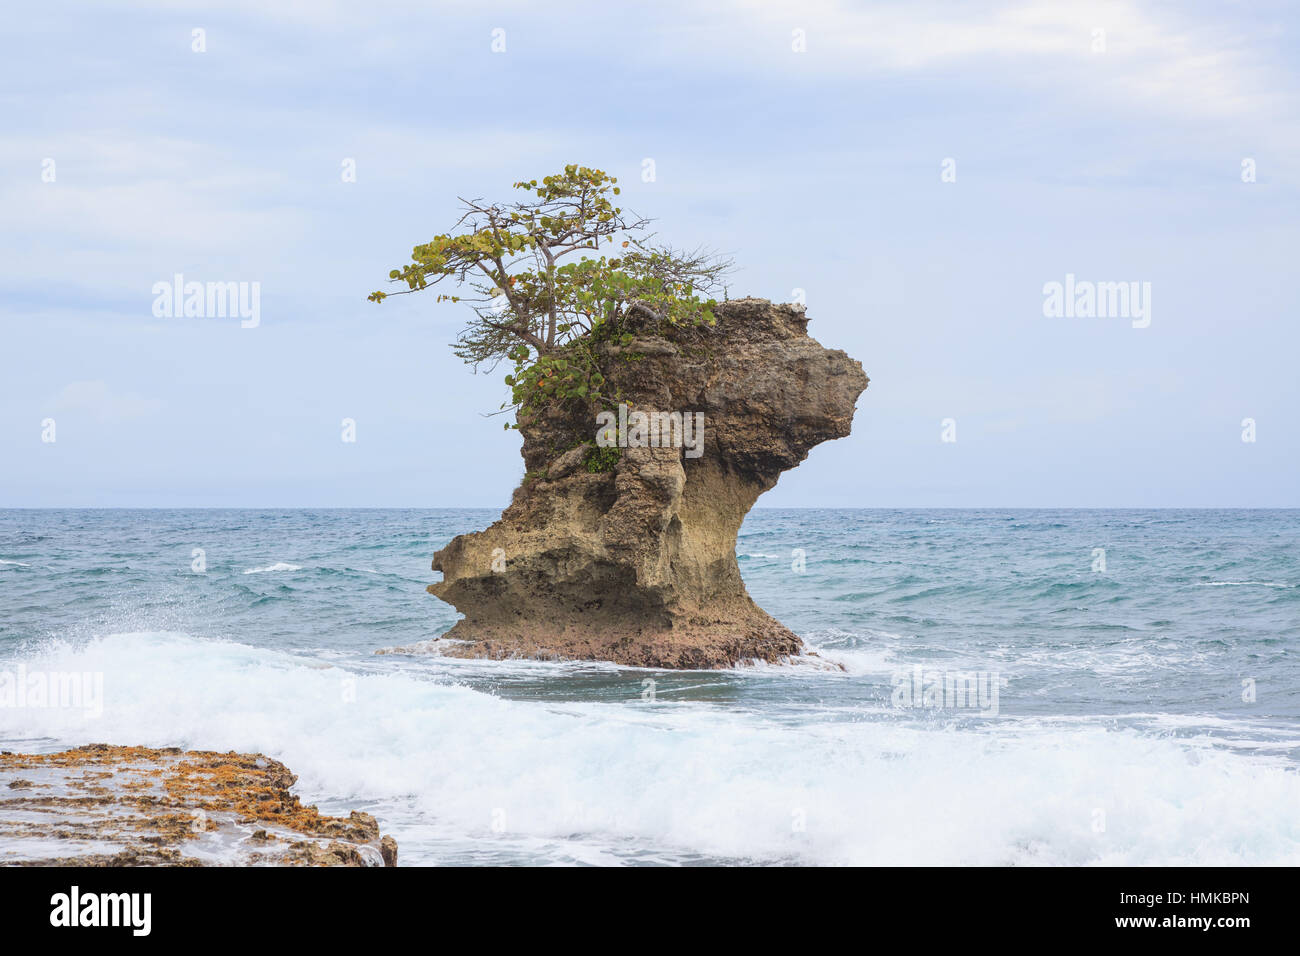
[799,628,907,675]
[3,631,1298,866]
[1193,581,1293,588]
[242,562,302,574]
[0,559,31,568]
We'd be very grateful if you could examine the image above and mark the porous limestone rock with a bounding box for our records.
[0,745,397,866]
[427,298,869,668]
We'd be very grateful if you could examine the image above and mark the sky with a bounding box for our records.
[1,0,1297,507]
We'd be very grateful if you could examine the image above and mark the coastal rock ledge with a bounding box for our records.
[427,298,869,668]
[0,745,397,867]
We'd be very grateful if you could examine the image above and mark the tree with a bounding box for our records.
[369,165,729,416]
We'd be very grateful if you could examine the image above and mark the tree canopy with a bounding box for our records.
[369,165,729,418]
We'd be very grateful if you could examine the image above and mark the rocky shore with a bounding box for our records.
[420,298,869,668]
[0,745,396,866]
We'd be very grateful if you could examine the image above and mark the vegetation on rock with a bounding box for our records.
[369,165,729,421]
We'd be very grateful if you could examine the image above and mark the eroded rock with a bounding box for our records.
[423,298,869,668]
[0,745,397,867]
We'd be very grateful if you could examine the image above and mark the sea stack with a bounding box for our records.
[427,298,869,668]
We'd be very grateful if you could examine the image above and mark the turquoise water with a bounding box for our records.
[1,508,1298,864]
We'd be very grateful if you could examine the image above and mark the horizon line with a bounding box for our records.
[2,505,1298,512]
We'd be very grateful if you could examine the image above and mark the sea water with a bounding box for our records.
[1,508,1297,865]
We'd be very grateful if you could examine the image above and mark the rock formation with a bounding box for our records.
[0,745,397,866]
[426,298,868,668]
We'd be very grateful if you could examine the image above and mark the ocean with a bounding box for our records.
[1,508,1297,865]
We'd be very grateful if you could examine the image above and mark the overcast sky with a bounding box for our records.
[2,0,1297,507]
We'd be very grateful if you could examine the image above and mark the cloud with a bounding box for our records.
[722,0,1291,127]
[51,380,164,422]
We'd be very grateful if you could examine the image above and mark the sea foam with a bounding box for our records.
[242,562,302,574]
[4,630,1298,866]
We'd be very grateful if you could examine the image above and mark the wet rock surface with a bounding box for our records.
[0,744,396,866]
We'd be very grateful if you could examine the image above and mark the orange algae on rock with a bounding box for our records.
[0,744,396,867]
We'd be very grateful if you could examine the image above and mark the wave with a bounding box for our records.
[3,631,1298,866]
[242,562,303,574]
[1193,581,1294,589]
[0,559,31,568]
